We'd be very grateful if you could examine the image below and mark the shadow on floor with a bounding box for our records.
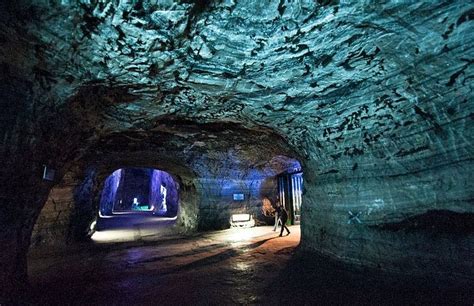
[161,237,279,275]
[269,250,474,305]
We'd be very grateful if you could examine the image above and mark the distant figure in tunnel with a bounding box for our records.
[132,198,139,210]
[279,206,290,237]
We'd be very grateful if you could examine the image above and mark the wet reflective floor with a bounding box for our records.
[28,219,473,305]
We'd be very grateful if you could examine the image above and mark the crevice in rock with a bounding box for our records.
[370,210,474,235]
[456,8,474,26]
[182,0,212,38]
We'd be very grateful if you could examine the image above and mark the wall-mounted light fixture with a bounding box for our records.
[42,165,55,181]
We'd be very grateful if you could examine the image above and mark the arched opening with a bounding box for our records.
[3,0,473,302]
[257,156,304,236]
[277,171,304,225]
[91,167,181,243]
[30,163,200,247]
[98,167,179,217]
[25,115,306,303]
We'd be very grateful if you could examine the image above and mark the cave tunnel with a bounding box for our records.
[98,167,179,217]
[1,0,474,304]
[91,167,180,243]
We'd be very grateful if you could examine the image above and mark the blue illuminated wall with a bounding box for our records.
[114,168,151,210]
[99,169,122,215]
[196,154,302,230]
[99,168,178,216]
[149,169,179,216]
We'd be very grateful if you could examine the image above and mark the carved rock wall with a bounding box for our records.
[0,0,473,301]
[30,173,77,246]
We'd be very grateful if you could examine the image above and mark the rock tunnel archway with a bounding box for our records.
[1,0,474,303]
[31,165,196,246]
[98,168,180,216]
[30,119,302,247]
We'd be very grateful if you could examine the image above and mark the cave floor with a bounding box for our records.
[27,224,473,305]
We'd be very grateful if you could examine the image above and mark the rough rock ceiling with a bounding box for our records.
[0,0,472,178]
[0,2,474,295]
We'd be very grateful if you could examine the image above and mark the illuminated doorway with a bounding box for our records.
[99,167,178,217]
[278,171,303,225]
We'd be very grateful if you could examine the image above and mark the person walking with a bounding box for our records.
[279,206,290,237]
[273,204,282,231]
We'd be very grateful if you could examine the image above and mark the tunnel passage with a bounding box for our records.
[196,155,304,232]
[92,167,181,243]
[2,1,474,302]
[257,156,304,228]
[99,168,179,217]
[30,120,301,247]
[31,164,192,247]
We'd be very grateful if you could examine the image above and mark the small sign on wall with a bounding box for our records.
[43,166,55,181]
[233,193,244,201]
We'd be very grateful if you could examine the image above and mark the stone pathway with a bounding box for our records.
[27,223,473,305]
[28,225,299,305]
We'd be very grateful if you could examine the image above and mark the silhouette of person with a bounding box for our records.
[279,206,290,237]
[273,203,282,231]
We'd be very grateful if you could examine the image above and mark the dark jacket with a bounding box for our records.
[275,206,282,216]
[280,207,288,223]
